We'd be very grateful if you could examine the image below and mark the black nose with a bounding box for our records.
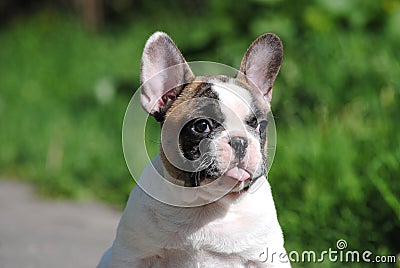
[229,137,248,159]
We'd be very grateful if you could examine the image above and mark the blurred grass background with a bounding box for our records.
[0,0,399,267]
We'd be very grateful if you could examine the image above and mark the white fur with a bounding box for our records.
[212,82,253,132]
[98,157,290,268]
[211,82,263,185]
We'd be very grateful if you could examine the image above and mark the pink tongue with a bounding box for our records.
[224,167,251,181]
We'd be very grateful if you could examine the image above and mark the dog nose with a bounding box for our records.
[229,136,248,159]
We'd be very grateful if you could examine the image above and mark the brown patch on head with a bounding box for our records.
[158,80,222,185]
[167,81,221,113]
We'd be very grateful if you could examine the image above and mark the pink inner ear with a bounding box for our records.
[246,48,271,94]
[161,90,177,103]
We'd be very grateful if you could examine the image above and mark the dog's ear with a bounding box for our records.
[140,32,194,117]
[237,33,283,104]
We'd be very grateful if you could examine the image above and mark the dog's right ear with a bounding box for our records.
[237,33,283,105]
[140,32,194,118]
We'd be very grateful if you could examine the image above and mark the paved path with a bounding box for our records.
[0,180,121,268]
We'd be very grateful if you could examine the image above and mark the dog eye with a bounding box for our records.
[191,119,211,134]
[247,117,258,129]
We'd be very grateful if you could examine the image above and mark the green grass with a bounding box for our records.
[0,12,143,205]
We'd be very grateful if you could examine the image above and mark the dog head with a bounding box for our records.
[140,32,283,194]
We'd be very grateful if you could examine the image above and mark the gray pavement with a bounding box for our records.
[0,180,121,268]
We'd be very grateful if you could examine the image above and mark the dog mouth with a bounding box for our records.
[184,163,254,190]
[222,167,251,182]
[221,166,261,194]
[221,166,253,192]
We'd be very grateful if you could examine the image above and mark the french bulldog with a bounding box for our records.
[98,32,290,267]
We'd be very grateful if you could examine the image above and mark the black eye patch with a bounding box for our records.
[247,116,258,129]
[259,120,268,133]
[179,118,219,161]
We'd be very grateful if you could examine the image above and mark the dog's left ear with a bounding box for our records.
[140,32,195,117]
[237,33,283,104]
